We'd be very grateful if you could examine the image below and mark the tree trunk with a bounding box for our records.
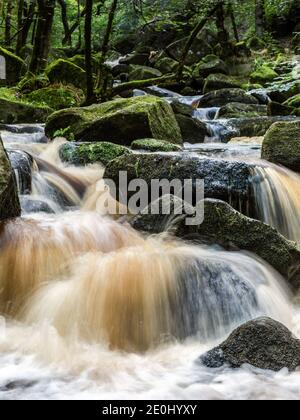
[5,0,13,46]
[84,0,95,105]
[58,0,72,46]
[228,2,239,42]
[255,0,265,38]
[29,0,56,74]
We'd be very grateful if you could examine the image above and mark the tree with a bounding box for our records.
[29,0,56,74]
[255,0,265,37]
[85,0,95,104]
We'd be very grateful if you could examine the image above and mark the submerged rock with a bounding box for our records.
[59,142,131,166]
[130,139,181,152]
[0,138,21,220]
[198,89,259,108]
[200,317,300,372]
[45,96,182,145]
[262,121,300,171]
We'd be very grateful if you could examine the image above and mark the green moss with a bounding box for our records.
[27,86,84,110]
[18,73,50,93]
[46,95,183,145]
[131,139,182,152]
[218,103,267,118]
[203,73,243,93]
[59,142,131,166]
[262,121,300,171]
[129,65,162,81]
[284,94,300,108]
[193,55,228,78]
[250,64,278,85]
[246,36,266,51]
[45,59,86,89]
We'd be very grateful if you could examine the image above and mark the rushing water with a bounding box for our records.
[2,125,300,400]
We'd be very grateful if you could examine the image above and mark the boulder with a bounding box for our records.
[198,89,259,108]
[0,47,25,86]
[261,120,300,171]
[0,96,52,124]
[105,153,254,209]
[154,57,178,74]
[59,142,131,166]
[201,318,300,372]
[203,74,242,93]
[267,80,300,103]
[175,115,209,143]
[0,138,21,220]
[131,138,181,152]
[45,59,86,89]
[26,86,84,111]
[45,96,183,145]
[218,102,267,118]
[284,94,300,109]
[128,65,162,81]
[193,55,228,78]
[267,101,295,116]
[250,64,278,85]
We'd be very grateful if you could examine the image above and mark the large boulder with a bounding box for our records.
[128,65,162,81]
[26,86,84,111]
[130,197,300,288]
[193,55,228,78]
[203,74,243,93]
[218,102,267,118]
[0,94,52,124]
[261,121,300,171]
[0,47,25,86]
[198,89,259,108]
[105,153,254,208]
[59,142,131,166]
[45,59,86,89]
[250,64,278,85]
[0,138,21,220]
[201,318,300,372]
[45,96,183,145]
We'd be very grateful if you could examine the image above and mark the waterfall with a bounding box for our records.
[252,162,300,242]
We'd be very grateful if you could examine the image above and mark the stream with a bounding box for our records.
[1,92,300,400]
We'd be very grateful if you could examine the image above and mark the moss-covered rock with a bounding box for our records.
[284,94,300,109]
[27,86,84,111]
[267,101,295,116]
[175,114,208,143]
[199,88,259,108]
[261,121,300,171]
[154,57,178,74]
[201,318,300,372]
[218,102,267,118]
[45,95,182,145]
[59,142,131,166]
[0,137,21,220]
[250,64,278,85]
[246,36,266,51]
[203,74,243,93]
[267,80,300,103]
[128,65,162,81]
[131,139,182,152]
[193,55,228,78]
[45,59,86,89]
[18,73,50,93]
[0,47,25,86]
[0,88,53,124]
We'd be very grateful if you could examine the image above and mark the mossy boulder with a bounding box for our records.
[201,318,300,372]
[203,74,243,93]
[250,64,278,85]
[18,73,50,93]
[175,115,209,143]
[46,95,182,145]
[193,55,228,78]
[131,139,182,152]
[218,102,267,118]
[154,57,178,74]
[0,137,21,220]
[0,88,53,124]
[284,94,300,109]
[59,142,131,166]
[261,121,300,171]
[128,65,162,81]
[0,47,25,86]
[199,88,259,108]
[45,59,86,89]
[27,86,84,111]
